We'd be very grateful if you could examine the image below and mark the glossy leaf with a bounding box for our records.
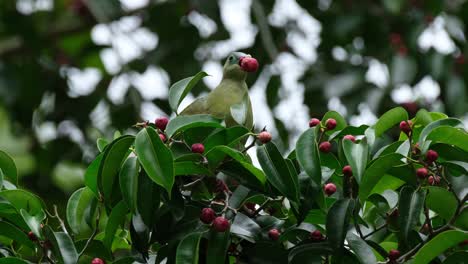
[398,186,425,243]
[20,209,46,239]
[119,157,139,213]
[346,232,377,264]
[0,258,30,264]
[413,230,468,264]
[425,186,457,221]
[0,150,17,184]
[205,145,247,169]
[322,111,347,132]
[326,199,355,253]
[97,138,108,152]
[288,243,332,263]
[44,226,79,264]
[206,229,230,264]
[0,168,3,190]
[103,201,128,249]
[342,138,368,184]
[169,71,208,113]
[427,126,468,152]
[231,213,261,243]
[176,232,202,264]
[66,187,97,234]
[84,153,103,197]
[165,114,222,138]
[174,161,212,176]
[374,107,408,137]
[296,128,322,186]
[98,135,134,200]
[257,142,299,202]
[0,189,44,216]
[135,127,174,195]
[0,221,35,249]
[418,118,464,146]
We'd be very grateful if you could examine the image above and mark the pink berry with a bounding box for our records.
[159,133,167,142]
[325,118,337,130]
[428,175,440,186]
[268,229,281,241]
[191,143,205,154]
[426,150,438,163]
[388,249,400,261]
[342,165,352,177]
[309,118,321,127]
[258,131,272,144]
[323,183,337,196]
[343,135,356,142]
[155,117,169,130]
[310,230,324,241]
[399,120,412,134]
[200,208,216,224]
[91,258,105,264]
[319,141,332,153]
[212,217,230,232]
[416,168,428,179]
[239,57,259,72]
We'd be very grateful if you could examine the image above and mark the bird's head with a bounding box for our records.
[223,52,259,80]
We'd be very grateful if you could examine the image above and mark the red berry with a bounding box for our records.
[28,231,37,241]
[159,133,167,142]
[212,217,230,232]
[258,131,272,144]
[343,134,356,142]
[91,258,106,264]
[239,57,259,72]
[268,229,281,241]
[416,168,428,179]
[319,141,332,153]
[399,120,412,134]
[310,230,324,241]
[388,249,400,261]
[155,117,169,131]
[309,118,321,127]
[342,165,352,177]
[200,208,216,224]
[325,118,337,130]
[323,183,337,196]
[191,143,205,154]
[428,175,440,186]
[215,179,229,193]
[426,150,438,163]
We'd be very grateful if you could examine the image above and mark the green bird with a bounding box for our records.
[180,52,259,129]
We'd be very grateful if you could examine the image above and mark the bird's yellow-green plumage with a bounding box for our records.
[180,52,254,129]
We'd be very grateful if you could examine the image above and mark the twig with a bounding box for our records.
[362,224,387,239]
[181,176,206,189]
[397,242,423,263]
[242,136,256,153]
[52,205,69,235]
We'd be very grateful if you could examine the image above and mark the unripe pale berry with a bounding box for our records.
[319,141,332,153]
[323,183,337,196]
[310,230,324,241]
[399,120,412,134]
[239,57,259,72]
[91,258,105,264]
[200,208,216,224]
[212,217,230,232]
[343,135,356,142]
[191,143,205,154]
[258,131,272,144]
[426,150,438,163]
[325,118,337,130]
[268,229,280,241]
[416,168,428,179]
[388,249,400,261]
[28,231,37,241]
[159,133,167,142]
[155,117,169,131]
[309,118,321,127]
[342,165,352,177]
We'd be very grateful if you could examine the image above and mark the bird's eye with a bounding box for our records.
[229,56,234,61]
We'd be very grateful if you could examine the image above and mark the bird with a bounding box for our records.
[179,52,258,129]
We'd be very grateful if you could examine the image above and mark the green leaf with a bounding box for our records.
[257,142,299,202]
[230,213,261,243]
[169,72,208,113]
[135,127,174,195]
[98,135,134,200]
[97,138,109,152]
[418,118,464,146]
[206,229,230,264]
[174,161,212,176]
[296,128,322,186]
[205,145,247,169]
[346,232,377,264]
[288,243,332,263]
[427,126,468,152]
[425,186,458,221]
[0,189,44,216]
[221,161,266,190]
[43,226,79,264]
[66,187,97,234]
[413,230,468,264]
[0,150,17,184]
[374,107,408,137]
[19,209,46,240]
[119,157,139,213]
[176,232,202,264]
[322,111,347,133]
[0,221,35,249]
[326,199,355,253]
[230,93,249,126]
[359,153,405,201]
[0,258,30,264]
[84,153,103,197]
[398,187,425,243]
[342,139,368,184]
[443,160,468,176]
[165,114,223,138]
[0,168,3,190]
[103,201,128,249]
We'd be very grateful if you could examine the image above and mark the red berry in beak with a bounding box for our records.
[239,57,259,72]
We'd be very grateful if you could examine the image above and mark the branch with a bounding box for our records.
[52,205,70,235]
[362,224,387,239]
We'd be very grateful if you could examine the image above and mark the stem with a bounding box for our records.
[181,176,206,189]
[51,205,69,235]
[242,136,256,153]
[397,242,423,263]
[423,205,434,236]
[362,224,387,239]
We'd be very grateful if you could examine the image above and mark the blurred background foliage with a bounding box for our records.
[0,0,467,200]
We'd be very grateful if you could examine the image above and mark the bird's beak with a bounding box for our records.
[239,55,259,72]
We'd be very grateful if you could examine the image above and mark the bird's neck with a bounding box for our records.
[217,77,247,94]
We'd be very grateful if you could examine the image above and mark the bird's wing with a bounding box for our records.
[179,96,208,115]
